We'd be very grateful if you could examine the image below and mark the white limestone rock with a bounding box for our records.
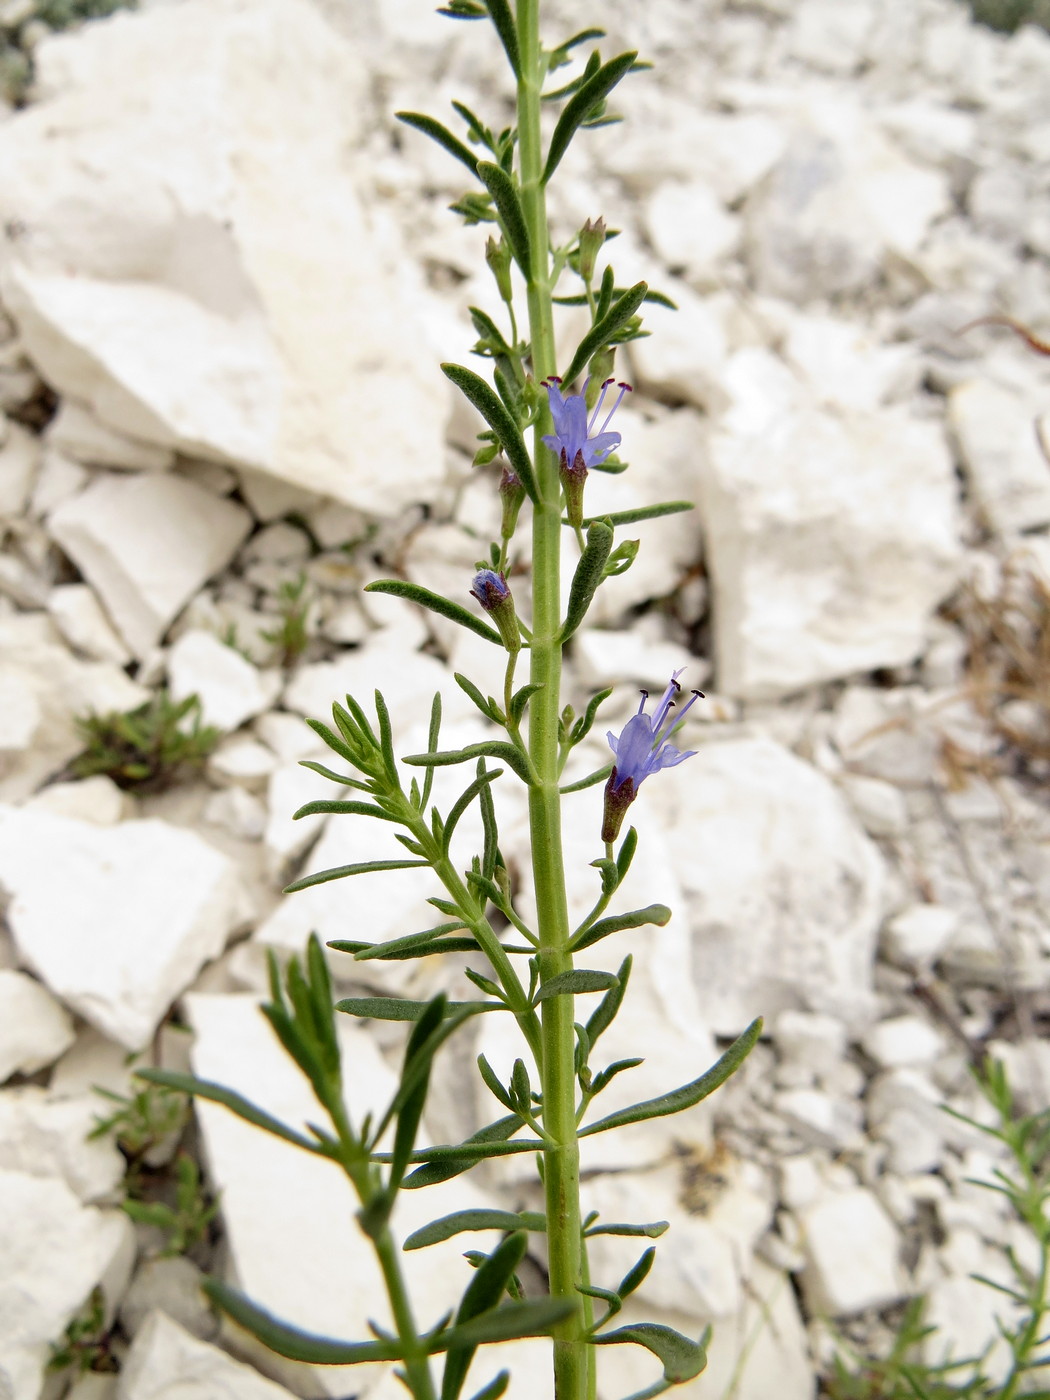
[119,1256,215,1344]
[48,582,132,666]
[0,0,449,515]
[49,472,252,658]
[837,772,908,839]
[796,1187,906,1317]
[0,806,248,1048]
[782,314,920,414]
[658,738,885,1033]
[167,629,281,733]
[626,286,728,411]
[27,774,129,825]
[0,1168,134,1400]
[862,1015,945,1070]
[700,388,961,699]
[0,613,147,802]
[119,1310,296,1400]
[0,420,38,519]
[46,399,173,472]
[0,1087,125,1203]
[643,179,741,283]
[948,378,1050,535]
[745,98,949,302]
[0,970,75,1082]
[880,902,959,970]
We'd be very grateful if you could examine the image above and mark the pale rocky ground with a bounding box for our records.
[1,0,1050,1397]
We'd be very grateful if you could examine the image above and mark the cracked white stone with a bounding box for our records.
[47,583,132,666]
[796,1186,906,1317]
[948,378,1050,535]
[167,629,281,733]
[120,1310,297,1400]
[49,472,252,658]
[0,0,449,514]
[0,970,75,1083]
[0,1087,124,1203]
[0,1168,134,1400]
[0,806,248,1048]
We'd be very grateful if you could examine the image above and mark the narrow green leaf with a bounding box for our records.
[616,826,638,881]
[421,691,443,810]
[330,922,467,962]
[373,689,398,783]
[509,682,544,725]
[559,764,612,794]
[563,280,649,387]
[284,859,428,895]
[396,111,478,176]
[364,580,501,645]
[590,1058,644,1096]
[395,1136,541,1167]
[204,1279,405,1363]
[336,997,494,1022]
[297,758,371,793]
[482,0,519,77]
[580,501,694,528]
[543,50,638,183]
[134,1070,325,1157]
[389,996,447,1185]
[330,937,481,962]
[404,740,534,786]
[585,955,632,1046]
[617,1248,658,1301]
[292,799,400,822]
[592,1322,707,1385]
[561,521,614,644]
[477,162,531,275]
[402,1113,525,1188]
[467,1373,509,1400]
[439,1298,577,1351]
[442,765,503,853]
[534,969,618,1003]
[407,1211,548,1251]
[571,904,671,953]
[442,1233,530,1400]
[584,1221,669,1240]
[454,671,503,723]
[440,363,539,504]
[580,1019,763,1137]
[569,687,613,746]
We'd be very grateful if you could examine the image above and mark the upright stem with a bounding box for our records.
[516,5,586,1400]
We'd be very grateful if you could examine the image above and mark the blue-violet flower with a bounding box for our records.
[542,376,631,527]
[602,670,703,842]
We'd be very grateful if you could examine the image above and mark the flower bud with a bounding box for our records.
[499,464,526,542]
[470,568,520,652]
[578,217,606,283]
[485,235,513,304]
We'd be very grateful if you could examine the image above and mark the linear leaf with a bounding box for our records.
[441,362,539,504]
[336,997,495,1022]
[571,904,671,953]
[330,937,482,962]
[440,1298,577,1351]
[364,580,501,645]
[585,955,631,1046]
[476,162,531,274]
[580,1018,763,1136]
[561,521,613,644]
[404,740,533,785]
[580,501,694,528]
[584,1221,669,1239]
[284,858,428,895]
[534,969,618,1002]
[468,1374,509,1400]
[442,765,503,853]
[543,50,638,183]
[562,280,648,388]
[204,1279,405,1363]
[396,111,479,175]
[292,799,400,822]
[330,922,467,962]
[135,1070,324,1156]
[592,1322,708,1384]
[559,765,612,795]
[403,1112,526,1188]
[483,0,519,76]
[405,1210,546,1251]
[442,1233,529,1400]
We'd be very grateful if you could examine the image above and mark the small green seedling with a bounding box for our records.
[70,690,221,792]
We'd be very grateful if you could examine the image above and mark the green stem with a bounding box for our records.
[328,1101,436,1400]
[516,5,586,1400]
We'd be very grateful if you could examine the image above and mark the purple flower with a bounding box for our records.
[602,670,703,842]
[470,568,511,611]
[542,376,631,473]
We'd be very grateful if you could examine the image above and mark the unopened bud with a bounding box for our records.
[485,235,513,304]
[469,568,520,651]
[578,217,606,283]
[499,464,526,542]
